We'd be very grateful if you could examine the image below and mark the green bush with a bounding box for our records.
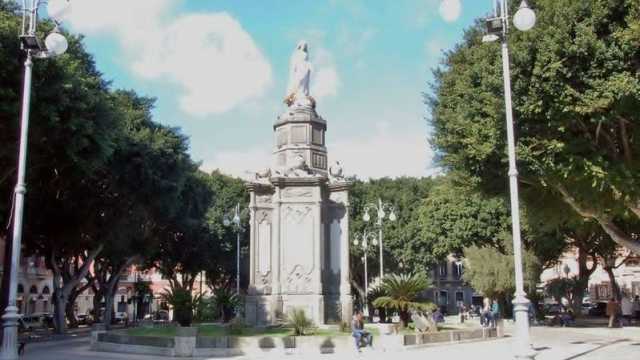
[286,308,314,336]
[161,287,201,327]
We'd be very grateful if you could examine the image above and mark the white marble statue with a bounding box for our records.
[285,40,313,107]
[329,161,344,181]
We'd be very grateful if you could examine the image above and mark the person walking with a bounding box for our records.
[606,297,620,328]
[620,294,633,326]
[351,311,373,352]
[490,300,500,328]
[632,295,640,323]
[481,297,492,327]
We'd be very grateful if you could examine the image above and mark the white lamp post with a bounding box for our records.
[223,203,244,296]
[353,230,377,315]
[362,198,396,279]
[482,1,536,359]
[1,1,70,359]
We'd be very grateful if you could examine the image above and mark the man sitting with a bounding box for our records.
[351,311,373,352]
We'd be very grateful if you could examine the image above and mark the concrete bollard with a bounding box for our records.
[496,319,505,338]
[90,323,107,350]
[174,326,198,357]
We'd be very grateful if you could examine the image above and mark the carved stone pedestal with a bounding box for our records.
[245,104,351,325]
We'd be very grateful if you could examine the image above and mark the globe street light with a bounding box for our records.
[223,203,245,296]
[353,230,377,314]
[482,1,536,358]
[362,198,396,280]
[2,1,70,359]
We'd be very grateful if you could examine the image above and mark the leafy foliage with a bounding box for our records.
[161,286,201,327]
[462,243,542,305]
[286,308,314,336]
[428,0,640,253]
[372,273,436,326]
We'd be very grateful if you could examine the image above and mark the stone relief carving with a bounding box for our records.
[257,220,271,275]
[286,264,312,294]
[283,187,313,198]
[283,206,314,275]
[257,194,272,204]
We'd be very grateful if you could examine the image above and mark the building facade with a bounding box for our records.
[540,247,640,302]
[0,237,53,316]
[426,254,481,314]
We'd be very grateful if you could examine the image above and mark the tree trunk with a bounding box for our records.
[555,184,640,254]
[569,247,596,317]
[92,284,103,322]
[604,266,621,301]
[53,289,66,333]
[103,289,115,329]
[49,245,103,334]
[65,294,78,329]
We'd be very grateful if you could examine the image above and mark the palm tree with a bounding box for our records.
[372,273,435,327]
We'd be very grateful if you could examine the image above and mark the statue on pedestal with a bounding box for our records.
[285,40,315,108]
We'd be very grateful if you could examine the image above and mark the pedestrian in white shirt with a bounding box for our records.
[620,294,633,326]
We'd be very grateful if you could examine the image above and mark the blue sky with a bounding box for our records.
[56,0,491,179]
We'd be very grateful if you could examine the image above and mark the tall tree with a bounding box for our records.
[428,0,640,253]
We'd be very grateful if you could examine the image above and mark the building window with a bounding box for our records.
[438,290,448,306]
[439,262,448,278]
[17,284,24,294]
[29,285,38,294]
[453,262,463,279]
[455,291,464,303]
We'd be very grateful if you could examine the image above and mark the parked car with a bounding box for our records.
[113,312,128,324]
[76,313,94,326]
[580,303,592,316]
[30,312,55,328]
[543,304,562,316]
[588,302,607,317]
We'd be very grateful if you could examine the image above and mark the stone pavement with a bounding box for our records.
[22,326,640,360]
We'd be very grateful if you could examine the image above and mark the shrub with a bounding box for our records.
[161,287,201,327]
[286,308,314,336]
[372,273,435,327]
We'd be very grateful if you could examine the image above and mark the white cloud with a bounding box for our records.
[64,0,272,117]
[439,0,462,22]
[310,47,340,102]
[329,122,436,179]
[200,123,436,180]
[200,145,272,180]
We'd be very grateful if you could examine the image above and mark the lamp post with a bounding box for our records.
[482,1,536,358]
[1,1,69,359]
[223,203,244,296]
[353,230,377,314]
[362,198,396,279]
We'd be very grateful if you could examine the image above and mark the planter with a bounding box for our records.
[174,327,198,357]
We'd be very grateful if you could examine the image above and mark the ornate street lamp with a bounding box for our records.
[362,198,396,279]
[353,230,377,314]
[482,1,537,358]
[2,1,70,359]
[223,203,245,296]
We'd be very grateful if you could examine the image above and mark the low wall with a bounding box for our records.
[91,326,500,357]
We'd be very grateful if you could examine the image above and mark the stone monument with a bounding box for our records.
[244,41,352,326]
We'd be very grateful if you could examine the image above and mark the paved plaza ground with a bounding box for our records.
[21,325,640,360]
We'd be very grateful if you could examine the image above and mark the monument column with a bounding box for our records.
[339,189,352,321]
[248,190,257,289]
[271,186,282,321]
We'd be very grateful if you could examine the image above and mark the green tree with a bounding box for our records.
[428,0,640,253]
[371,273,435,327]
[463,242,542,316]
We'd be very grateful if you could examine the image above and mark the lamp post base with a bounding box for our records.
[512,294,536,359]
[0,306,20,360]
